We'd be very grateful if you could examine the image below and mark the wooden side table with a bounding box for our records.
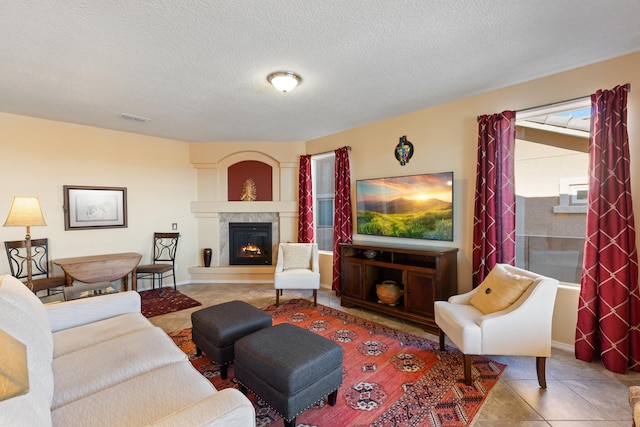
[54,252,142,291]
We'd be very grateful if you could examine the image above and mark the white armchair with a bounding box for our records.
[434,264,559,388]
[274,243,320,306]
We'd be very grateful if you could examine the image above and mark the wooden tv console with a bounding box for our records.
[340,242,458,333]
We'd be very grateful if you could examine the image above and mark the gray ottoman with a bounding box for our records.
[191,300,272,379]
[235,323,343,427]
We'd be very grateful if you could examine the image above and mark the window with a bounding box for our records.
[312,153,335,251]
[515,98,590,284]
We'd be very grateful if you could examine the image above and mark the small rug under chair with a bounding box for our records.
[171,299,505,427]
[140,287,201,318]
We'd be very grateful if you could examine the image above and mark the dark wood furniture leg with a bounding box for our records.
[439,329,446,351]
[463,354,472,386]
[536,356,547,388]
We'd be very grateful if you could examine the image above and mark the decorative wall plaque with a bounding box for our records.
[395,135,414,166]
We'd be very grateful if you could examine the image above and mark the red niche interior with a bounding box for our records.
[227,161,273,201]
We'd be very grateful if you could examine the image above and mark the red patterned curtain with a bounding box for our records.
[297,154,314,243]
[472,111,516,287]
[575,84,640,373]
[332,146,352,294]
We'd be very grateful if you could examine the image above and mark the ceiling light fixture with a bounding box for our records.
[267,71,302,93]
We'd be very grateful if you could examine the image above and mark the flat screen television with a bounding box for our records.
[356,172,453,241]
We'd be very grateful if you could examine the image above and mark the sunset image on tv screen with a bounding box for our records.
[356,172,453,241]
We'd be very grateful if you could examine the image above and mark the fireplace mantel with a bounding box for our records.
[189,203,298,282]
[191,201,296,215]
[189,149,299,283]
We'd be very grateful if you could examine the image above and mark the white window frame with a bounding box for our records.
[515,97,590,286]
[311,152,335,252]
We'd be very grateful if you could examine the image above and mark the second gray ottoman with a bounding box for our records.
[191,300,272,379]
[235,323,343,427]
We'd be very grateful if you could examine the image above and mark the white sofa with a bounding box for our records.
[0,274,256,427]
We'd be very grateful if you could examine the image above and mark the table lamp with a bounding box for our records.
[3,196,47,291]
[0,329,29,401]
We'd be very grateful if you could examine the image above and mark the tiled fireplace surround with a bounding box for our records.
[188,151,298,283]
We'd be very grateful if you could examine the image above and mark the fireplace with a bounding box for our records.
[229,222,272,265]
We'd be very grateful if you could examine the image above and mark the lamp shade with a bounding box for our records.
[3,196,46,227]
[267,71,301,93]
[0,329,29,401]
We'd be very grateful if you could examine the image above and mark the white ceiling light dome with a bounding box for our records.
[267,71,302,93]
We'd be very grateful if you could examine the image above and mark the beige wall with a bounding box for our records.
[3,52,640,347]
[0,113,197,290]
[306,52,640,347]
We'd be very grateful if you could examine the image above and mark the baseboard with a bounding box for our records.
[551,340,574,352]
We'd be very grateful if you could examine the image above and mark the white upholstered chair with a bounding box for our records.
[274,243,320,306]
[434,264,559,388]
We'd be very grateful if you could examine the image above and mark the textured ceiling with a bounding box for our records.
[1,1,640,142]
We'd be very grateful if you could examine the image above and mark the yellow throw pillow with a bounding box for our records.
[470,264,534,315]
[282,244,312,270]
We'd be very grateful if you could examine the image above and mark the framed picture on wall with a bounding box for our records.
[63,185,127,230]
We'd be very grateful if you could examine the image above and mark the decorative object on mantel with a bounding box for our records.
[3,196,47,291]
[394,135,414,166]
[376,280,403,306]
[240,178,257,201]
[203,248,212,267]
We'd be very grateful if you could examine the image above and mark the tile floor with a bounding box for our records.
[149,282,639,427]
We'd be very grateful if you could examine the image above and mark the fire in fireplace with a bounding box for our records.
[229,222,272,265]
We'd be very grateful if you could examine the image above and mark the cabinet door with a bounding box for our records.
[341,261,365,299]
[406,271,436,318]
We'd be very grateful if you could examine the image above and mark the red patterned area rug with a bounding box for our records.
[140,287,201,318]
[170,299,504,427]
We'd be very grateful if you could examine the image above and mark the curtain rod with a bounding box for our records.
[309,145,351,156]
[517,83,631,115]
[516,95,591,115]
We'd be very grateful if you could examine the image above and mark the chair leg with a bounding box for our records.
[313,289,317,306]
[276,289,280,306]
[172,267,176,291]
[536,356,547,389]
[439,329,446,351]
[463,354,472,386]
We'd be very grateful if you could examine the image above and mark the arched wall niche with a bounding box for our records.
[217,151,280,201]
[228,161,273,201]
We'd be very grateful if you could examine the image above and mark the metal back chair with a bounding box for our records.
[136,232,179,296]
[4,238,66,295]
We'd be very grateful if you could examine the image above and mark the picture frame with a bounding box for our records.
[63,185,127,230]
